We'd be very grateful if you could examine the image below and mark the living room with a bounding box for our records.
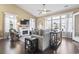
[0,4,79,54]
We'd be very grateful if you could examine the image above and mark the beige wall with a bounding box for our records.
[0,4,36,37]
[36,17,45,30]
[0,12,4,37]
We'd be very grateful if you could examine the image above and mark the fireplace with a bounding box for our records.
[19,27,30,36]
[23,31,29,35]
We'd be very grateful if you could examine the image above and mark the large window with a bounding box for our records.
[52,16,60,30]
[30,18,35,30]
[45,17,51,30]
[61,15,67,32]
[45,13,73,32]
[4,13,17,32]
[68,18,73,32]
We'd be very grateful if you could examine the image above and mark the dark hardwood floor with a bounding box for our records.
[57,38,79,54]
[0,39,25,54]
[0,38,79,54]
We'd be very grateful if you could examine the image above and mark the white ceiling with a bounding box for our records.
[17,4,79,17]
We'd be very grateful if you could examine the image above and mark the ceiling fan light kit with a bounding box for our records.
[38,4,51,15]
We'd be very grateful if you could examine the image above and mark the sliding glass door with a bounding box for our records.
[73,12,79,42]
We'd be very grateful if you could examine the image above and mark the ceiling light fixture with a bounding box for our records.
[38,4,51,15]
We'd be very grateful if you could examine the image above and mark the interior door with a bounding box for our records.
[73,12,79,42]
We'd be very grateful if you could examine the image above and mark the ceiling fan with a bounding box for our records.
[38,4,51,15]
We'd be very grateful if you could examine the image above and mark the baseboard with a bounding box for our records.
[72,39,79,43]
[62,37,72,39]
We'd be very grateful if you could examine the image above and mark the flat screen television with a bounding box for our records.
[20,19,29,25]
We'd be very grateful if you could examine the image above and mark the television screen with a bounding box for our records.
[20,19,29,25]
